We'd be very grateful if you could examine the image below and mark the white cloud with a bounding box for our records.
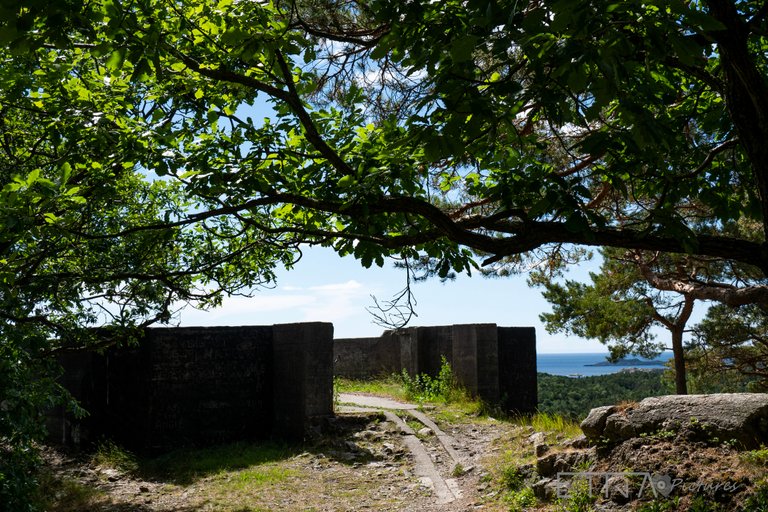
[308,280,363,292]
[176,280,374,327]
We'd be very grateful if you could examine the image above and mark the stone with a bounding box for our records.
[535,443,550,457]
[603,414,636,443]
[531,478,560,500]
[417,427,433,437]
[102,468,120,482]
[580,405,617,441]
[563,434,589,449]
[581,394,768,448]
[536,453,558,477]
[536,450,595,478]
[603,475,632,504]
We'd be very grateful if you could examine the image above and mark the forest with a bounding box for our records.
[537,368,760,419]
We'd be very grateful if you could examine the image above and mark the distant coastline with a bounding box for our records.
[537,352,673,377]
[586,357,666,367]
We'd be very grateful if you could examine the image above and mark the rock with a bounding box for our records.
[517,463,535,479]
[536,450,595,478]
[580,405,617,441]
[536,453,557,477]
[603,414,636,443]
[382,442,396,454]
[417,427,432,437]
[603,475,632,504]
[139,485,150,493]
[101,468,121,482]
[530,431,549,456]
[563,434,589,449]
[581,393,768,448]
[532,478,561,500]
[355,430,383,441]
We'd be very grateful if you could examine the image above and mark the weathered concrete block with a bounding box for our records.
[398,327,420,376]
[417,325,453,376]
[497,327,537,413]
[272,322,334,439]
[334,333,399,379]
[332,324,538,414]
[49,323,334,452]
[451,324,499,402]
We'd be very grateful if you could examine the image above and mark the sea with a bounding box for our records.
[537,352,674,377]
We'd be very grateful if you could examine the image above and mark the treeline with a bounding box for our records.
[537,370,668,420]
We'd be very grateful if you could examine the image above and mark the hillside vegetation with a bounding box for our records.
[537,370,668,420]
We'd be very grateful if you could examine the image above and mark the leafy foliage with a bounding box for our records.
[3,0,767,278]
[689,303,768,391]
[537,371,669,420]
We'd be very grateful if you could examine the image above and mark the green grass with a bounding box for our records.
[335,375,409,401]
[506,487,537,512]
[141,441,298,484]
[38,474,107,512]
[91,439,138,473]
[213,466,297,490]
[512,412,582,439]
[336,360,490,422]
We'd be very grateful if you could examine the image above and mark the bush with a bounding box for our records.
[0,334,73,512]
[743,482,768,512]
[398,357,465,403]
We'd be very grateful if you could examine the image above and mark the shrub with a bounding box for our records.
[399,357,466,404]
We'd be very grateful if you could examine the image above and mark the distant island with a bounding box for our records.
[586,358,667,367]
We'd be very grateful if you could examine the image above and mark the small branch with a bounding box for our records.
[682,138,739,178]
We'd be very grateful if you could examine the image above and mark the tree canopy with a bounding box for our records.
[4,0,768,288]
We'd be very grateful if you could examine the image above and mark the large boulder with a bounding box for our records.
[580,393,768,448]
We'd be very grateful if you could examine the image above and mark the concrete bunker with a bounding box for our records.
[49,322,536,453]
[334,324,537,413]
[48,323,334,452]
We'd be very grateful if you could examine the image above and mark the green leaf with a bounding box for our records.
[106,47,127,72]
[449,35,478,63]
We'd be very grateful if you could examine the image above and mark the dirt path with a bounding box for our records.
[44,395,511,511]
[336,393,502,511]
[339,393,461,504]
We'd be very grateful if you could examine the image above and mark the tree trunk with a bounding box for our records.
[671,325,688,395]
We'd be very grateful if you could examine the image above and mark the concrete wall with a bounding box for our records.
[333,333,400,379]
[49,323,333,453]
[334,324,537,413]
[497,327,538,414]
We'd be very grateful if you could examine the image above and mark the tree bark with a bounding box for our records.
[635,260,768,308]
[705,0,768,242]
[670,295,695,394]
[671,325,688,395]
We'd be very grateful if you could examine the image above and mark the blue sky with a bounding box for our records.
[178,245,618,353]
[174,101,708,354]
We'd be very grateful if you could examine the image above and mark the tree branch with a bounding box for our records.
[636,258,768,308]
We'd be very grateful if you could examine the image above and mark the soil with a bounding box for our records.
[42,410,514,512]
[41,397,768,511]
